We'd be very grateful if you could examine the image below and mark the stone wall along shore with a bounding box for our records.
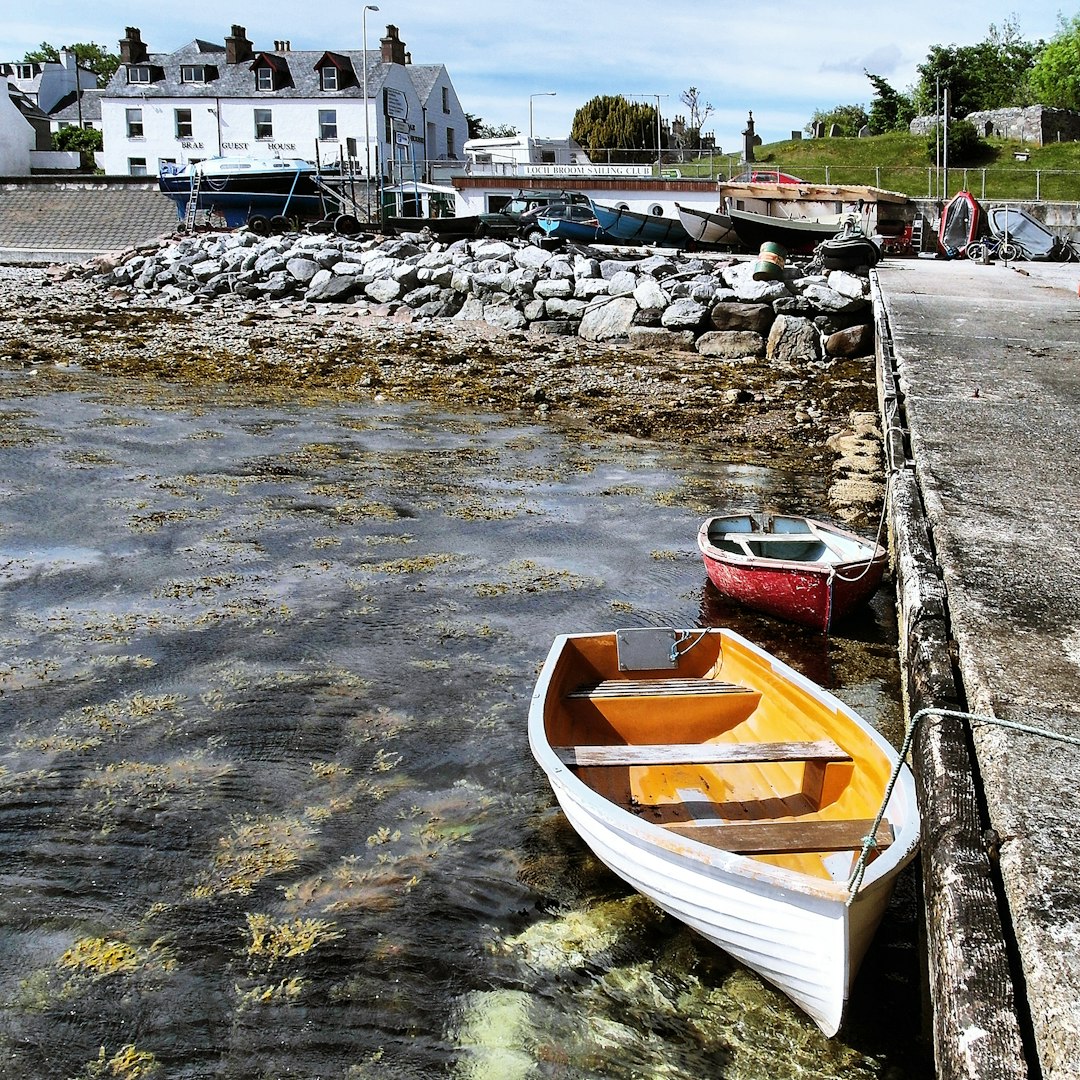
[84,228,877,366]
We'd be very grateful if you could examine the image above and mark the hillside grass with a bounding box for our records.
[678,131,1080,201]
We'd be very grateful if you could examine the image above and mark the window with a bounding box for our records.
[254,109,273,139]
[319,109,338,140]
[255,66,273,91]
[175,108,192,139]
[127,66,151,84]
[446,126,455,159]
[16,64,37,80]
[442,86,450,113]
[129,157,147,176]
[126,108,144,138]
[180,65,207,83]
[320,67,338,91]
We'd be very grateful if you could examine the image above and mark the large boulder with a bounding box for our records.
[709,301,775,335]
[578,296,639,341]
[695,330,767,360]
[767,314,821,365]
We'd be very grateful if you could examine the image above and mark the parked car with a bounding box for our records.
[474,190,590,237]
[521,201,604,244]
[729,170,804,184]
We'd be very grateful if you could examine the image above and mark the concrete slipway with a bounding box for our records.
[874,257,1080,1080]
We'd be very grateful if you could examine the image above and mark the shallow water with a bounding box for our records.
[0,370,927,1078]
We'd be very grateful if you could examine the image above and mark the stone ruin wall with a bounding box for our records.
[909,105,1080,145]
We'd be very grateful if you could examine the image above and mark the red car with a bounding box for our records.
[729,170,803,184]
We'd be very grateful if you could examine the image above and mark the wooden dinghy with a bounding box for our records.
[528,626,920,1036]
[697,512,887,632]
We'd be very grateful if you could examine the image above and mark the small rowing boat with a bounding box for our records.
[528,626,920,1035]
[697,512,887,632]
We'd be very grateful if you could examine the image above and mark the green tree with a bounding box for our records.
[464,113,519,140]
[806,103,869,137]
[928,118,987,164]
[914,19,1041,116]
[52,125,102,171]
[1028,15,1080,109]
[865,72,916,133]
[571,95,661,163]
[679,86,714,150]
[23,41,120,86]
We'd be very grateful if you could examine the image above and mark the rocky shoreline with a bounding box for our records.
[0,228,886,522]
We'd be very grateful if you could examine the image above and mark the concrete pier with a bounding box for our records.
[874,257,1080,1080]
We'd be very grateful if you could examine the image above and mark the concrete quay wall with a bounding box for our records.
[874,258,1080,1080]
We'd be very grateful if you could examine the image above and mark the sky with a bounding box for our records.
[4,1,1072,155]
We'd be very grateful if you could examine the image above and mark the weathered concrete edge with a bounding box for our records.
[871,272,1030,1080]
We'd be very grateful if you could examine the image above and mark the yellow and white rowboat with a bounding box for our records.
[528,626,920,1036]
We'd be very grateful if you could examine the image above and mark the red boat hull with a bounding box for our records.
[938,190,982,257]
[697,513,887,632]
[700,555,884,632]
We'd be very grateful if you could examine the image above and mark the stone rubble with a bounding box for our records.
[81,228,875,364]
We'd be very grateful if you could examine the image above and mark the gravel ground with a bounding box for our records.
[0,262,884,518]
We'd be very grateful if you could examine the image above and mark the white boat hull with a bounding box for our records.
[550,778,893,1035]
[528,628,919,1036]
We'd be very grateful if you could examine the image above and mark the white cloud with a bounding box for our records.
[3,0,1067,151]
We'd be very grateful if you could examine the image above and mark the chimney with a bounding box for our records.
[119,27,148,66]
[380,25,407,66]
[225,24,254,65]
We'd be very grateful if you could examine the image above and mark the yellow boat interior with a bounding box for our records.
[543,629,897,882]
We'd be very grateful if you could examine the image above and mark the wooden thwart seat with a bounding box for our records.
[663,817,895,855]
[567,678,753,700]
[553,739,851,768]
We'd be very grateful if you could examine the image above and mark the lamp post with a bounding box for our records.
[529,91,556,140]
[362,4,380,219]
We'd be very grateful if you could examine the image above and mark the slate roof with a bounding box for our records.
[50,88,104,123]
[104,41,448,109]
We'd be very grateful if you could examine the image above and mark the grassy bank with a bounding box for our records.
[676,131,1080,201]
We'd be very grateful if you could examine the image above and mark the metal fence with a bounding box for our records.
[429,154,1080,203]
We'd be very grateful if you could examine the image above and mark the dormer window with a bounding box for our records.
[255,66,274,91]
[180,65,208,83]
[128,65,151,84]
[321,67,338,91]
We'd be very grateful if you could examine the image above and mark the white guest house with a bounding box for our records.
[99,24,467,180]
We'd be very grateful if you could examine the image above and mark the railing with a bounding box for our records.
[427,153,1080,203]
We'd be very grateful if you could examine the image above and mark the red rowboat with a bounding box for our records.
[697,512,887,632]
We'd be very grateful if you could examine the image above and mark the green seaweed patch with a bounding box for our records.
[128,508,220,533]
[235,977,305,1008]
[362,553,459,575]
[192,813,319,898]
[58,936,177,980]
[78,758,230,816]
[72,1043,163,1080]
[245,912,343,962]
[473,560,596,597]
[154,573,245,600]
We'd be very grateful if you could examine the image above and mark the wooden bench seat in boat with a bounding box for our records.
[662,817,895,855]
[552,739,851,768]
[553,739,854,809]
[566,678,753,700]
[563,678,764,740]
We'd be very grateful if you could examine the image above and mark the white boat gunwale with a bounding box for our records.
[529,628,918,905]
[697,515,885,574]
